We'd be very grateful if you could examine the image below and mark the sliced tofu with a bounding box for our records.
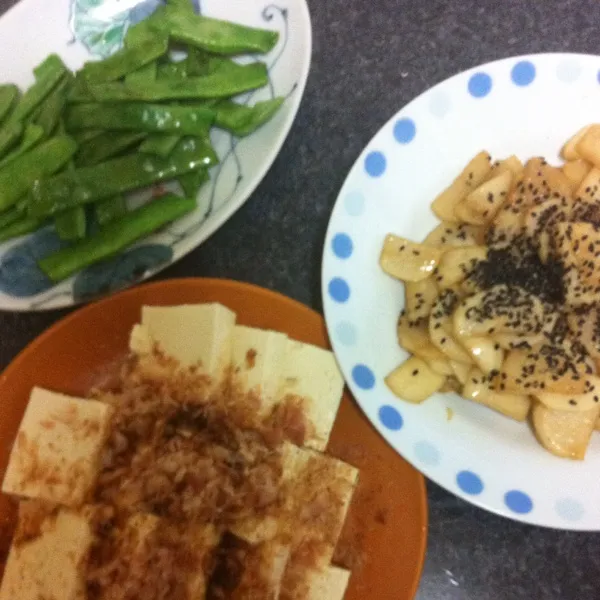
[0,503,93,600]
[305,566,351,600]
[275,340,345,451]
[230,325,288,416]
[280,564,351,600]
[135,303,236,393]
[231,441,302,545]
[283,448,358,569]
[208,533,290,600]
[2,387,113,507]
[88,512,220,599]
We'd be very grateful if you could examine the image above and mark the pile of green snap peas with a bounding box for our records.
[0,0,283,283]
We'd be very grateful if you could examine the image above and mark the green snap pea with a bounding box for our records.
[0,122,24,160]
[72,129,102,144]
[0,85,19,124]
[80,34,169,83]
[75,131,146,167]
[94,195,127,226]
[69,63,268,103]
[39,193,195,282]
[66,102,215,136]
[215,98,284,136]
[125,61,157,86]
[179,169,208,198]
[163,9,279,55]
[8,56,68,124]
[0,215,44,242]
[34,75,72,136]
[156,59,189,81]
[33,54,67,79]
[55,206,86,241]
[139,134,181,157]
[0,206,23,230]
[0,135,77,212]
[29,136,218,218]
[0,124,44,169]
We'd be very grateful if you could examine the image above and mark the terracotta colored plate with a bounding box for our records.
[0,278,427,599]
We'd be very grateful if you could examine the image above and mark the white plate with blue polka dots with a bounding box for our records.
[322,53,600,530]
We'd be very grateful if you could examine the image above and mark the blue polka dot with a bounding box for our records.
[332,233,353,259]
[414,440,440,467]
[393,118,416,144]
[556,498,584,522]
[335,321,357,346]
[468,72,492,98]
[365,151,386,177]
[505,490,533,514]
[352,364,375,390]
[379,405,403,430]
[511,61,536,86]
[328,278,350,303]
[596,69,600,84]
[456,470,484,495]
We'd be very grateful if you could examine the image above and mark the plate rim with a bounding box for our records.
[0,276,428,597]
[321,51,600,531]
[0,0,313,312]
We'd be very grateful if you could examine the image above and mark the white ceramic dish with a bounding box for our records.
[323,53,600,530]
[0,0,311,309]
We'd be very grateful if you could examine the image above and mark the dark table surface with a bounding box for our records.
[1,0,599,598]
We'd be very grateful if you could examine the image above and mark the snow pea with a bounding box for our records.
[8,56,68,124]
[0,206,23,230]
[0,135,77,212]
[39,193,195,282]
[75,131,146,167]
[179,168,208,199]
[125,61,157,86]
[0,85,19,124]
[0,215,44,242]
[72,129,102,144]
[0,124,44,169]
[215,98,284,136]
[94,195,126,226]
[34,75,72,137]
[139,134,180,157]
[80,34,169,83]
[66,102,215,136]
[156,59,189,81]
[163,9,279,55]
[29,136,218,218]
[0,122,24,160]
[70,63,268,102]
[55,205,86,241]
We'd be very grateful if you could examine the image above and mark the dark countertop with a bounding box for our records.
[1,0,600,598]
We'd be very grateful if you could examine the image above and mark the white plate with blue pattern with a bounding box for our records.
[322,53,600,530]
[0,0,310,310]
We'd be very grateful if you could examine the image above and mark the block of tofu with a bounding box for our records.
[230,325,288,414]
[207,533,289,600]
[133,303,236,393]
[276,340,345,450]
[2,387,113,506]
[285,448,358,568]
[0,503,93,600]
[87,513,220,599]
[231,441,302,545]
[280,565,351,600]
[305,566,351,600]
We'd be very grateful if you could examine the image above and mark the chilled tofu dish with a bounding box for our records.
[0,303,357,600]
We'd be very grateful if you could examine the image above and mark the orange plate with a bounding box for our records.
[0,278,427,599]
